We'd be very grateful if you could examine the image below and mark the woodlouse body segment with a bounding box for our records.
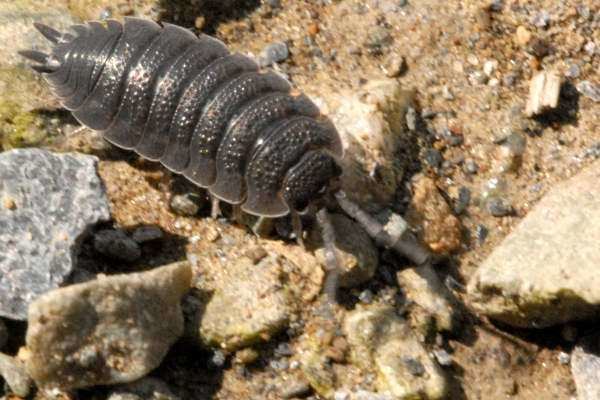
[22,17,343,217]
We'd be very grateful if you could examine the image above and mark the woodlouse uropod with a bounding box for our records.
[20,17,433,300]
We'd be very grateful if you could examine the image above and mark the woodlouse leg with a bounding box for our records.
[210,196,221,219]
[316,207,340,303]
[291,210,304,247]
[334,190,432,267]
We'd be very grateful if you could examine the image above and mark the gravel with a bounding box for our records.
[259,41,290,66]
[576,81,600,102]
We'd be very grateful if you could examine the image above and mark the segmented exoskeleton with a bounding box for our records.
[21,18,432,301]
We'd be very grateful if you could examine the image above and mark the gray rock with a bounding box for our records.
[468,160,600,327]
[94,229,142,262]
[571,335,600,400]
[486,197,513,217]
[0,149,110,320]
[577,81,600,102]
[169,193,201,216]
[0,352,32,398]
[107,377,180,400]
[343,305,447,399]
[259,41,289,66]
[312,213,378,288]
[199,254,295,351]
[25,262,192,389]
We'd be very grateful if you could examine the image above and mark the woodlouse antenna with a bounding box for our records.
[334,190,432,267]
[316,207,341,303]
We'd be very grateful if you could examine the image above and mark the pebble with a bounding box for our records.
[558,352,570,365]
[531,10,550,28]
[515,26,532,46]
[381,54,406,77]
[475,224,489,244]
[0,353,32,397]
[564,64,580,79]
[0,149,110,320]
[433,349,453,367]
[234,348,259,365]
[576,81,600,102]
[469,70,488,85]
[334,391,351,400]
[454,186,471,215]
[211,350,227,367]
[170,193,201,216]
[483,59,497,76]
[259,41,289,66]
[525,71,561,116]
[275,342,294,357]
[583,41,596,56]
[93,229,142,262]
[107,378,180,400]
[281,380,312,399]
[404,357,426,376]
[441,86,454,100]
[486,197,513,217]
[26,262,192,389]
[359,289,374,304]
[425,148,443,169]
[463,159,479,174]
[131,225,163,243]
[406,107,418,131]
[571,335,600,400]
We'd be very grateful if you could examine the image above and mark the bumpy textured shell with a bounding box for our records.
[32,18,343,217]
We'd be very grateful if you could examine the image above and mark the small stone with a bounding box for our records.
[281,380,312,399]
[583,41,596,56]
[93,229,142,262]
[525,71,561,116]
[489,0,503,12]
[234,348,259,365]
[464,159,479,174]
[483,59,497,76]
[475,224,489,244]
[515,26,532,46]
[131,225,163,243]
[469,70,488,85]
[343,305,447,399]
[486,197,513,217]
[259,41,289,66]
[433,349,453,367]
[211,350,226,367]
[275,342,294,357]
[107,378,179,400]
[564,64,580,79]
[406,107,417,131]
[454,186,471,215]
[529,38,550,58]
[576,81,600,102]
[404,357,426,376]
[0,149,110,320]
[467,54,479,66]
[359,289,374,304]
[26,262,192,389]
[441,86,454,100]
[571,335,600,400]
[0,352,32,397]
[503,73,518,87]
[194,16,205,30]
[558,352,570,365]
[531,10,550,28]
[334,391,351,400]
[425,148,443,169]
[406,175,462,254]
[381,54,406,77]
[170,193,200,216]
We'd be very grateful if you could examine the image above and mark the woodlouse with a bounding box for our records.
[21,17,433,301]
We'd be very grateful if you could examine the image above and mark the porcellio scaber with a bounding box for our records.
[21,17,433,301]
[20,17,343,218]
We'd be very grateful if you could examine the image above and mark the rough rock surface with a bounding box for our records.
[468,160,600,328]
[311,213,378,288]
[406,175,462,254]
[107,377,180,400]
[25,262,192,389]
[0,149,110,320]
[343,305,447,399]
[0,352,32,398]
[571,335,600,400]
[317,79,417,206]
[198,253,295,352]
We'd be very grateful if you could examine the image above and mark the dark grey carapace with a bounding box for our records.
[21,17,343,218]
